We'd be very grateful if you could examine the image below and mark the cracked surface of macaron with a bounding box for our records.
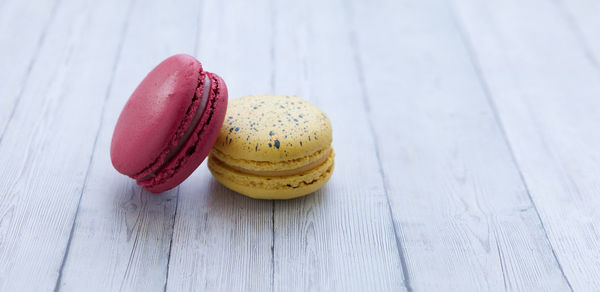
[208,95,334,199]
[110,54,228,193]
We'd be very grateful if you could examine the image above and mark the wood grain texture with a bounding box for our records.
[56,0,200,290]
[349,0,572,290]
[165,0,274,290]
[0,0,60,139]
[0,0,132,290]
[453,0,600,289]
[271,0,406,290]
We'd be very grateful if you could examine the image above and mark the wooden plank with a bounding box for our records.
[0,0,60,138]
[453,0,600,289]
[271,0,406,290]
[55,0,202,290]
[349,0,572,290]
[164,0,274,290]
[0,0,133,290]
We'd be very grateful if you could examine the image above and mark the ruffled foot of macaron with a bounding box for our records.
[208,95,334,199]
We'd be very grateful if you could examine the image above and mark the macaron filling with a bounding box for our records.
[138,75,211,182]
[213,148,331,177]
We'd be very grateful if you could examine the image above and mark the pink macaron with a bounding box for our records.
[111,54,228,193]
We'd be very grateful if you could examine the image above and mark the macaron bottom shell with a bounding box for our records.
[208,150,335,199]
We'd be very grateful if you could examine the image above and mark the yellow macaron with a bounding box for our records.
[208,95,334,199]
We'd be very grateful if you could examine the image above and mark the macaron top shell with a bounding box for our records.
[213,95,332,167]
[111,54,202,176]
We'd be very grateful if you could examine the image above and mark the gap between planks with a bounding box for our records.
[52,0,137,290]
[342,0,413,290]
[0,0,62,144]
[448,1,574,289]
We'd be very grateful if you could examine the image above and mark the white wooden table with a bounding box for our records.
[1,0,599,290]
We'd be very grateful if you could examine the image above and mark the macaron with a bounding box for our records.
[111,54,228,193]
[208,95,334,199]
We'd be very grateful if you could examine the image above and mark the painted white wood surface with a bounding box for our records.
[0,0,599,291]
[0,0,58,139]
[453,0,600,290]
[557,0,600,66]
[350,0,571,290]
